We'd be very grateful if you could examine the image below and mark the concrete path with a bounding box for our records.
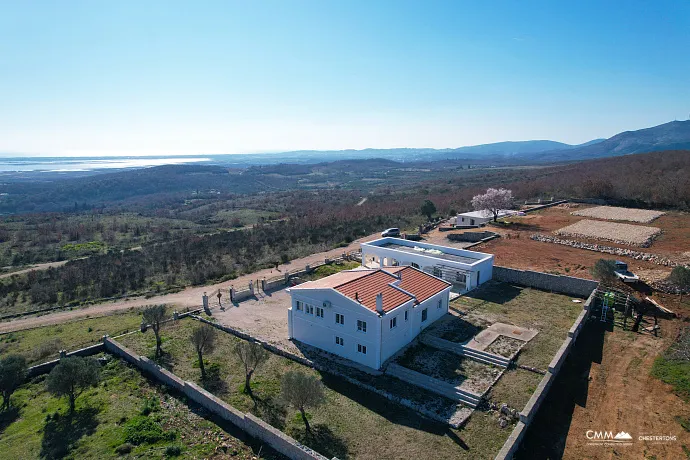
[465,322,538,352]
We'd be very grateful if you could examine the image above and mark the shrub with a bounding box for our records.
[165,445,183,457]
[123,415,175,445]
[140,396,160,416]
[115,443,134,455]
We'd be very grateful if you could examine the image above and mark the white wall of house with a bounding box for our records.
[288,285,452,370]
[288,288,382,369]
[378,287,451,364]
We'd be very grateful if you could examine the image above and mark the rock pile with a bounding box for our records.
[530,234,681,267]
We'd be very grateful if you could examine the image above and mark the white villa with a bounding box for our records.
[287,266,451,370]
[360,238,494,293]
[452,209,518,227]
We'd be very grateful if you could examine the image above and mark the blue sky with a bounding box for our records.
[1,0,689,156]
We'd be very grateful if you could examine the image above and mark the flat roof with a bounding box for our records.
[380,242,480,264]
[458,209,514,219]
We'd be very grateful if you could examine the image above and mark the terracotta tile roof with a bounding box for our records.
[291,266,450,313]
[386,266,452,303]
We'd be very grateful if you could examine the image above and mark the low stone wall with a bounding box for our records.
[27,342,105,378]
[493,266,598,298]
[530,234,679,267]
[521,199,568,213]
[495,290,595,459]
[447,231,497,242]
[102,337,330,460]
[386,363,481,407]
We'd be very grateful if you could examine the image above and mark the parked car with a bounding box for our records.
[614,261,639,283]
[381,228,401,237]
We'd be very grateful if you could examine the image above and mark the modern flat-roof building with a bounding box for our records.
[360,237,494,292]
[453,209,517,227]
[287,266,451,369]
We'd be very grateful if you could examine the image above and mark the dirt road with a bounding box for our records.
[0,260,69,279]
[0,233,380,334]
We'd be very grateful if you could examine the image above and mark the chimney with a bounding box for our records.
[355,292,359,302]
[376,293,383,314]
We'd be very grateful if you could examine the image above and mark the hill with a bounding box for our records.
[530,120,690,162]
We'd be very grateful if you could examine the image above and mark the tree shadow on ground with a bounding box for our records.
[436,315,485,343]
[514,318,608,459]
[252,394,288,431]
[0,406,20,435]
[151,351,175,371]
[40,407,99,459]
[463,281,523,305]
[289,424,349,459]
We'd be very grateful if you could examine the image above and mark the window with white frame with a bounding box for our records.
[316,307,324,318]
[296,301,303,311]
[306,304,314,315]
[390,317,397,329]
[438,298,443,309]
[357,320,367,333]
[421,308,428,322]
[335,313,344,325]
[404,310,408,321]
[357,344,367,354]
[456,272,466,283]
[335,336,344,346]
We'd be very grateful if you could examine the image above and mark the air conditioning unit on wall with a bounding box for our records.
[322,301,331,308]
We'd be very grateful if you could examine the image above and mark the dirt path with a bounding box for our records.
[517,293,690,459]
[0,260,69,279]
[0,233,380,334]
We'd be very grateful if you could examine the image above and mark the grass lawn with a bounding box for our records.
[452,281,583,370]
[0,311,143,366]
[652,355,690,402]
[119,318,513,460]
[304,261,361,280]
[0,358,277,459]
[488,369,545,411]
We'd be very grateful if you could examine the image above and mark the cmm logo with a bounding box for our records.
[586,430,633,445]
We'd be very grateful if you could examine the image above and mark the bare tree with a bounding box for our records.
[280,370,325,434]
[669,266,690,301]
[233,341,269,396]
[142,304,167,358]
[471,188,514,222]
[191,324,217,380]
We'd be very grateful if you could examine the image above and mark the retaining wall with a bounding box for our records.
[493,266,598,297]
[447,231,497,242]
[386,363,481,407]
[494,290,595,459]
[102,337,330,460]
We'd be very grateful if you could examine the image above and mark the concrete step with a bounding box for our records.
[386,363,481,407]
[459,347,510,367]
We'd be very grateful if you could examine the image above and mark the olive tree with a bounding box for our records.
[233,341,269,396]
[142,304,167,358]
[420,199,437,221]
[0,355,27,411]
[471,188,514,222]
[280,371,325,434]
[591,259,618,286]
[669,266,690,300]
[46,357,100,413]
[191,324,217,380]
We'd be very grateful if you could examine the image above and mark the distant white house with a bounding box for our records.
[453,209,517,227]
[360,238,494,293]
[287,266,451,370]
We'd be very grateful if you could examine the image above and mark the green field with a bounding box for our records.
[0,312,144,366]
[119,318,512,460]
[0,359,277,459]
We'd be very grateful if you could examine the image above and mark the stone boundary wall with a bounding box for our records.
[102,337,330,460]
[26,343,105,378]
[494,290,595,460]
[520,199,568,213]
[493,266,598,298]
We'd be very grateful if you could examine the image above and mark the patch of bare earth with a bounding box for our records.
[555,220,662,247]
[571,206,665,223]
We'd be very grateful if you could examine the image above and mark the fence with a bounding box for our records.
[103,337,332,460]
[26,342,105,378]
[494,289,595,459]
